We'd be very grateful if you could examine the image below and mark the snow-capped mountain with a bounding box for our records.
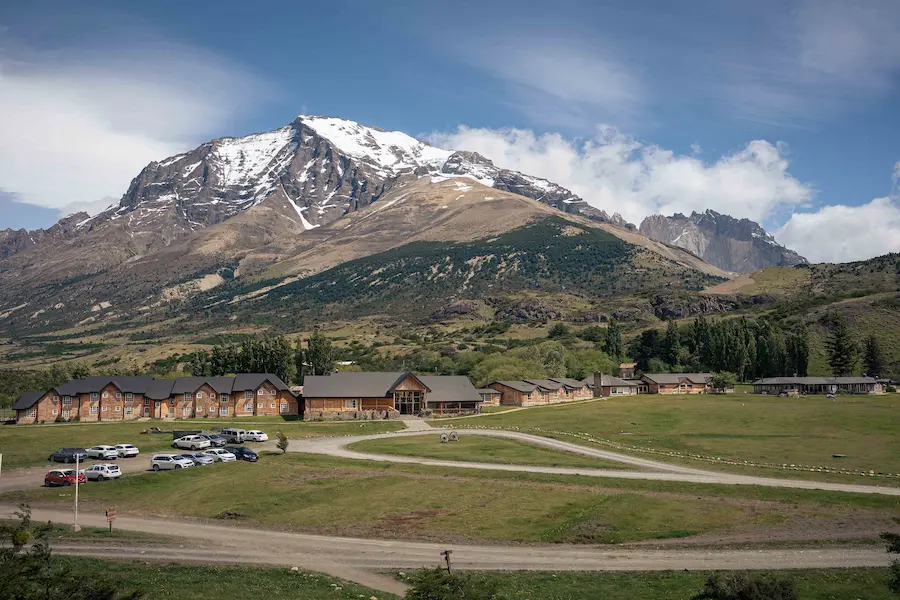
[639,210,807,273]
[65,115,626,248]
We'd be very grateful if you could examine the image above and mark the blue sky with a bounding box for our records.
[1,0,899,261]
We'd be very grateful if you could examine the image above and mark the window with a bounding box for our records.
[280,403,288,413]
[257,402,263,408]
[91,393,99,401]
[270,389,277,395]
[115,406,121,412]
[102,392,109,399]
[115,392,122,399]
[125,406,133,415]
[245,391,253,400]
[196,392,204,399]
[144,399,150,406]
[209,407,215,413]
[220,406,229,416]
[210,392,216,399]
[62,396,71,405]
[270,402,276,409]
[125,393,133,401]
[183,393,191,402]
[101,406,108,412]
[52,409,58,415]
[90,406,98,414]
[257,389,264,396]
[344,399,358,409]
[245,402,253,412]
[220,394,228,402]
[53,395,59,402]
[27,408,36,417]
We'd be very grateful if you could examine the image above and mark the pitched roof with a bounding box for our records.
[171,377,236,394]
[619,362,637,369]
[523,379,565,391]
[419,375,482,405]
[145,379,176,400]
[302,372,427,398]
[476,388,501,395]
[491,380,539,393]
[753,376,877,385]
[642,373,713,385]
[232,373,291,392]
[13,391,46,410]
[549,377,589,389]
[599,373,639,387]
[55,376,157,395]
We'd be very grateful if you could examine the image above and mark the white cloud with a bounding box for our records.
[429,125,812,227]
[0,37,272,212]
[776,161,900,263]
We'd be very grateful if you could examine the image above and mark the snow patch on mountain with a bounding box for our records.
[213,126,296,187]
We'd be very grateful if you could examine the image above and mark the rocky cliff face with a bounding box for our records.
[639,210,807,273]
[0,212,90,258]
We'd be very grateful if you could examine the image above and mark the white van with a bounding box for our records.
[220,428,247,443]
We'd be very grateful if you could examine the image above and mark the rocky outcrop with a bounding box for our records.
[431,300,482,321]
[639,210,807,273]
[492,298,564,322]
[0,212,90,259]
[650,293,776,320]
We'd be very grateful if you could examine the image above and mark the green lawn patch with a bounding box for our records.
[348,434,628,469]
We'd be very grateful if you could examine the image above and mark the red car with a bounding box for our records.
[44,469,86,487]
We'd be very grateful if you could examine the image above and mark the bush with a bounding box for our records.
[406,568,500,600]
[694,573,796,600]
[275,431,289,453]
[887,385,897,393]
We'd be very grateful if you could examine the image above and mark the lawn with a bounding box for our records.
[348,434,628,469]
[55,557,396,600]
[0,419,404,470]
[411,568,897,600]
[6,453,898,545]
[433,394,900,483]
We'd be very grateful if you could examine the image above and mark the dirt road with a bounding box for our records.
[290,428,900,496]
[10,505,890,596]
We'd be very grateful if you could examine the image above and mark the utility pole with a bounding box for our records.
[73,453,81,532]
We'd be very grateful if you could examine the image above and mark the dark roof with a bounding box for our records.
[491,380,539,393]
[753,376,877,385]
[232,373,291,392]
[476,388,501,395]
[599,374,638,387]
[302,372,427,398]
[145,379,176,400]
[419,376,482,405]
[55,376,156,395]
[13,391,46,410]
[549,377,589,389]
[523,379,565,391]
[642,373,713,385]
[171,377,236,394]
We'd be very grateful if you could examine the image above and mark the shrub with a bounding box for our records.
[694,573,797,600]
[406,568,500,600]
[275,431,289,454]
[887,385,897,393]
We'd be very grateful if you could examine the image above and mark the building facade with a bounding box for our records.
[13,374,297,424]
[641,373,714,394]
[753,377,883,395]
[487,378,593,406]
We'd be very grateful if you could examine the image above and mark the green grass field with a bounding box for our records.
[433,394,900,483]
[348,434,628,469]
[0,419,404,470]
[6,453,898,545]
[415,568,897,600]
[55,557,396,600]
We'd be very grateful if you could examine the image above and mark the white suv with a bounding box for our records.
[244,430,269,442]
[85,464,122,481]
[151,454,195,471]
[204,448,237,462]
[115,444,139,458]
[172,435,211,450]
[87,445,119,460]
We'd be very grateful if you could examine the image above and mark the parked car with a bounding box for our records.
[199,434,227,447]
[150,454,195,471]
[84,464,122,481]
[48,448,88,463]
[114,443,140,458]
[180,452,215,466]
[244,430,269,442]
[172,435,211,450]
[203,448,236,463]
[224,446,259,462]
[87,445,119,460]
[220,428,247,443]
[44,469,86,487]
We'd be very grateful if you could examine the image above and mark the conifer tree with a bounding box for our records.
[824,312,858,376]
[863,335,885,377]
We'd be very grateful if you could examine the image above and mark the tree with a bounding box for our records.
[824,312,858,376]
[603,318,623,359]
[863,335,885,377]
[295,331,336,383]
[0,504,144,600]
[547,323,570,339]
[275,431,289,454]
[662,320,680,367]
[406,568,499,600]
[882,531,900,594]
[694,573,796,600]
[710,371,736,393]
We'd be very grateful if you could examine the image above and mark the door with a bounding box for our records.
[143,407,150,417]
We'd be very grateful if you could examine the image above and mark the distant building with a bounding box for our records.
[476,388,501,406]
[640,373,716,394]
[487,378,593,406]
[753,377,883,395]
[618,362,637,379]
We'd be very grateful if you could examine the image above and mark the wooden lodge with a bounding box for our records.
[487,378,593,406]
[640,373,715,394]
[302,372,484,419]
[13,374,298,424]
[753,376,884,395]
